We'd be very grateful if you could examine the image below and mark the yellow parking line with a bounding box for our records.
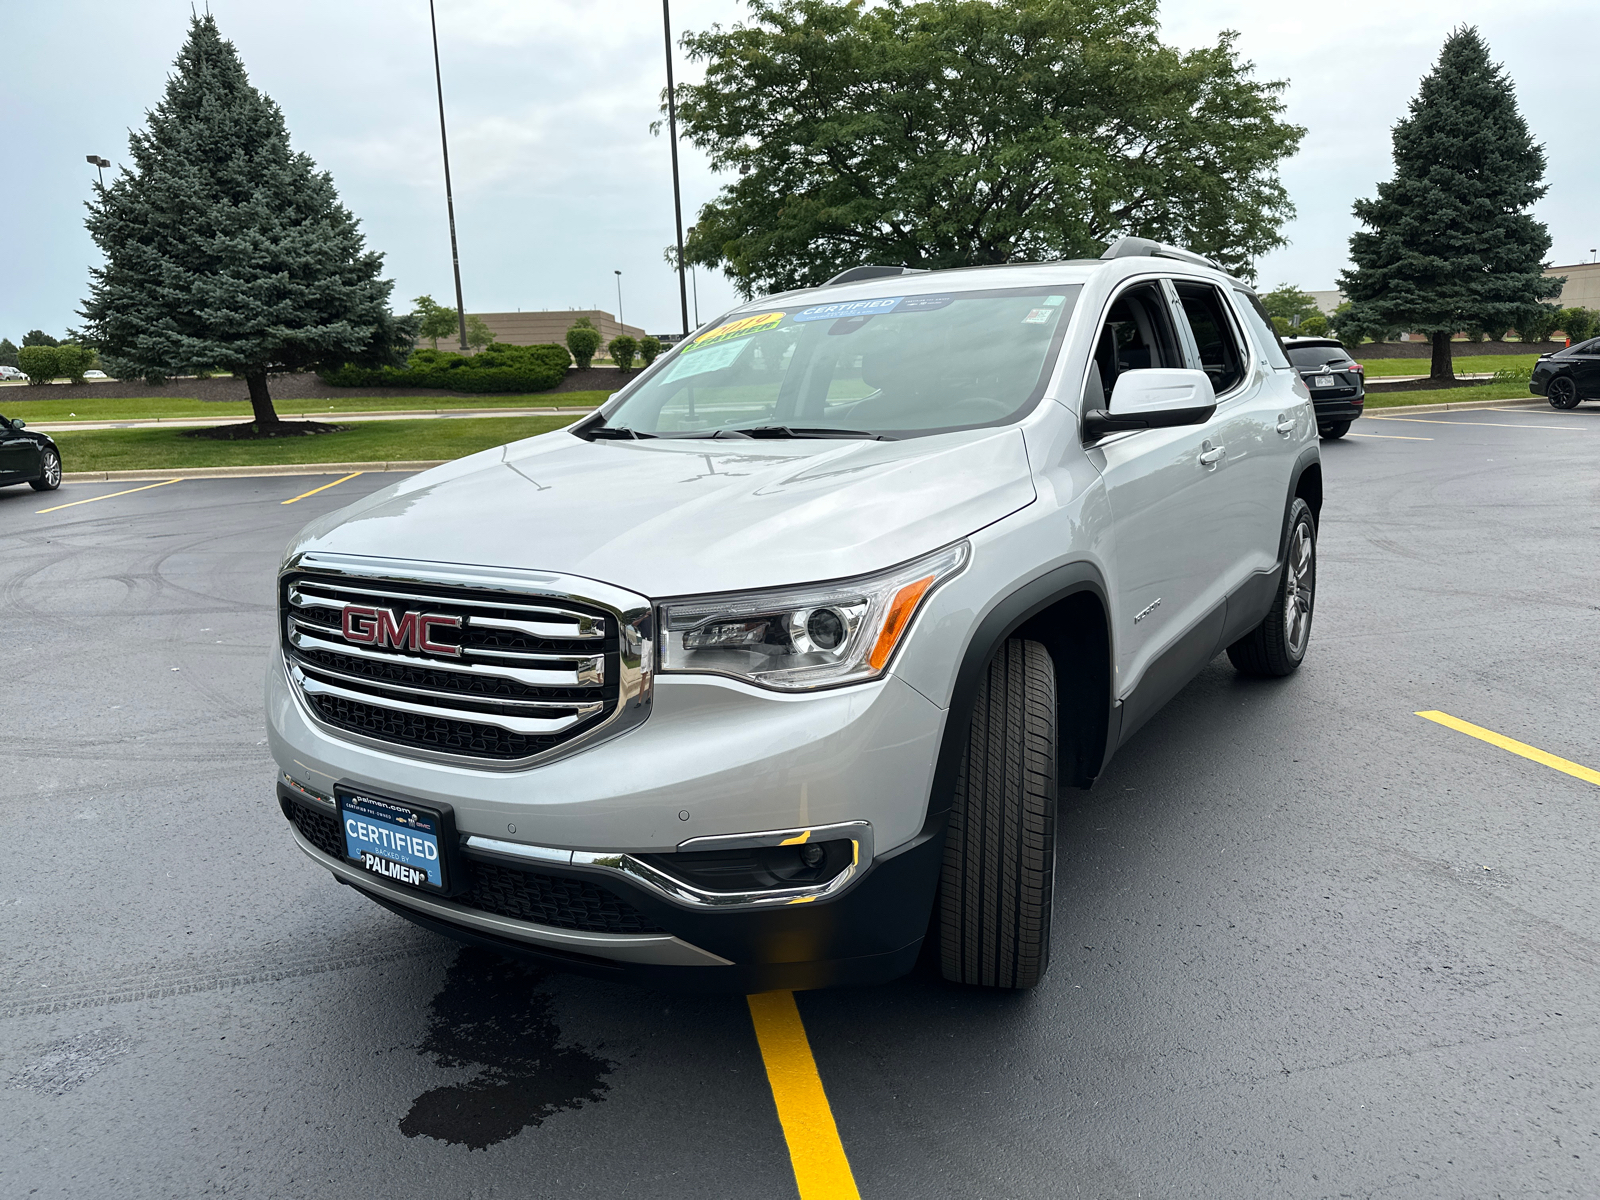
[281,471,364,505]
[36,477,182,514]
[747,991,860,1200]
[1416,710,1600,788]
[1347,432,1433,441]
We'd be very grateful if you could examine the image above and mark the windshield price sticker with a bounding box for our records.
[686,311,784,352]
[793,297,904,323]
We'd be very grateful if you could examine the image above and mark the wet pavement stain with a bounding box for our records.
[399,947,614,1150]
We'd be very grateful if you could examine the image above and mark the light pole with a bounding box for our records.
[614,270,624,331]
[686,225,701,326]
[662,0,689,337]
[428,0,469,352]
[85,154,109,187]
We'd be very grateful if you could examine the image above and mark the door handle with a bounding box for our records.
[1275,416,1296,435]
[1199,445,1226,465]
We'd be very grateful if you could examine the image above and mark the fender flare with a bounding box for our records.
[918,560,1112,838]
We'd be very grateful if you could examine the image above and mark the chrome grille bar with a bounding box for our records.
[288,582,605,640]
[291,666,603,734]
[288,623,603,686]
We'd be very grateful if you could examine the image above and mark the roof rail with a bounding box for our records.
[823,264,927,286]
[1100,236,1221,271]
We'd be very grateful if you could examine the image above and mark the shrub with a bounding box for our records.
[318,342,571,393]
[609,335,637,372]
[1491,364,1532,385]
[17,344,59,385]
[1557,307,1598,344]
[55,344,96,384]
[566,323,601,369]
[638,334,662,366]
[1516,304,1559,343]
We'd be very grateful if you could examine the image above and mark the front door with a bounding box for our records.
[0,417,36,484]
[1083,279,1231,726]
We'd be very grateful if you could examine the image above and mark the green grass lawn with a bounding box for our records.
[0,389,613,424]
[1361,353,1538,378]
[1365,378,1536,407]
[54,413,581,472]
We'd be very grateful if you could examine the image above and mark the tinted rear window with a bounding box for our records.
[1286,346,1351,368]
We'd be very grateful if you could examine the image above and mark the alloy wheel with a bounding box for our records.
[1548,376,1580,409]
[1283,520,1314,656]
[44,451,61,486]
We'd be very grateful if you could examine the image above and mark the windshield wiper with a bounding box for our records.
[583,424,655,440]
[731,426,895,441]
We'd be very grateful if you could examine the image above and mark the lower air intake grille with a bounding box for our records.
[281,799,661,935]
[466,859,665,934]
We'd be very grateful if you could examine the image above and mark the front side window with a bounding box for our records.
[597,285,1081,438]
[1175,283,1247,394]
[1087,282,1186,409]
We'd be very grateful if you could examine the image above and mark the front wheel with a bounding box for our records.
[1228,498,1316,677]
[28,448,62,492]
[939,639,1057,989]
[1547,376,1582,410]
[1318,420,1351,440]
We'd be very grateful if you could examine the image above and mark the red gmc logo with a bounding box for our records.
[341,605,462,657]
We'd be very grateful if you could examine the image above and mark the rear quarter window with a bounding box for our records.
[1233,290,1292,369]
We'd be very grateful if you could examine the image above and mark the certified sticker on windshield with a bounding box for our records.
[685,311,784,352]
[793,297,904,323]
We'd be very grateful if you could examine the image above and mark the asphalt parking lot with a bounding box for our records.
[4,404,1600,1199]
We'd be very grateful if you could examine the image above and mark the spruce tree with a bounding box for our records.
[80,15,413,430]
[1339,27,1561,381]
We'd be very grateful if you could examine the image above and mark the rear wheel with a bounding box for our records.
[1547,375,1581,410]
[939,639,1057,989]
[1318,420,1351,440]
[28,448,62,492]
[1228,498,1316,677]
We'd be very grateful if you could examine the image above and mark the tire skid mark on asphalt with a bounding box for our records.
[0,935,440,1021]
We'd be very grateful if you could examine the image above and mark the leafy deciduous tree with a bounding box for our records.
[465,314,496,351]
[1338,27,1561,381]
[413,295,460,350]
[79,15,414,430]
[22,330,60,347]
[674,0,1304,297]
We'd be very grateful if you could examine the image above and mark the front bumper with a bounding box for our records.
[279,781,941,991]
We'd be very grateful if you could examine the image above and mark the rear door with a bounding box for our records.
[1172,281,1290,593]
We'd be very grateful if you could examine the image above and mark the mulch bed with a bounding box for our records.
[183,420,347,440]
[1,366,627,403]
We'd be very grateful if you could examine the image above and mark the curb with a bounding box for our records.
[1363,397,1545,415]
[61,460,447,483]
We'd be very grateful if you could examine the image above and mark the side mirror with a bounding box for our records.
[11,419,23,429]
[1083,368,1216,440]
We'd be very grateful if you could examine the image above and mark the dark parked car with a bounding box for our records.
[1530,338,1600,409]
[0,413,62,492]
[1282,337,1364,439]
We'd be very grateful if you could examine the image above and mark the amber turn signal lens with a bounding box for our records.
[868,574,935,671]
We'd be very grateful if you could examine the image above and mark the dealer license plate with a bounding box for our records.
[1313,374,1336,387]
[337,787,446,891]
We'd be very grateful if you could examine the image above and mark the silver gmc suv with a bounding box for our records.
[267,238,1321,992]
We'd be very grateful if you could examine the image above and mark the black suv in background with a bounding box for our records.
[1530,338,1600,409]
[1281,337,1365,439]
[0,414,63,492]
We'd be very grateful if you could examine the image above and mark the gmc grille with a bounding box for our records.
[281,568,627,765]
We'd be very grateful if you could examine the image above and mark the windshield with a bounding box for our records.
[1286,345,1350,369]
[596,284,1081,438]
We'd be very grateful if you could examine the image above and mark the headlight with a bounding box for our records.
[659,542,970,691]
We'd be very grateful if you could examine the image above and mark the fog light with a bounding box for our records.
[638,838,853,893]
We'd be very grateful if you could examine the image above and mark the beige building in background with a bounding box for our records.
[1545,262,1600,310]
[415,310,648,353]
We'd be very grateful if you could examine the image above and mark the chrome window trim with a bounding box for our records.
[463,820,874,911]
[280,551,653,772]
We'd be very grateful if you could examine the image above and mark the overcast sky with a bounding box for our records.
[3,0,1593,343]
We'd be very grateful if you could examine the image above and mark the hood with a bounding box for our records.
[285,426,1035,596]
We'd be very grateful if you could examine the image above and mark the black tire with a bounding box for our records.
[1318,420,1351,440]
[28,448,62,492]
[939,638,1057,989]
[1227,498,1316,678]
[1547,375,1581,410]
